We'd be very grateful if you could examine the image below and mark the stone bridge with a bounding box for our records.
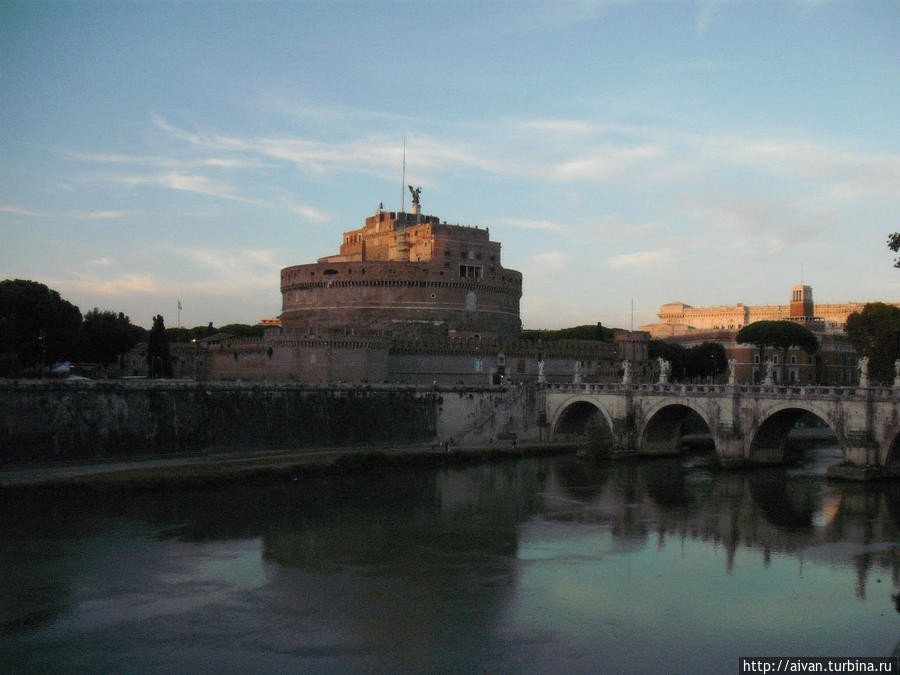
[542,382,900,478]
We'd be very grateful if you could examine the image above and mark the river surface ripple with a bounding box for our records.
[2,448,899,673]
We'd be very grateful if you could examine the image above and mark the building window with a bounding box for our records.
[459,264,482,278]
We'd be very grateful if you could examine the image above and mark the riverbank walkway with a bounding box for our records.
[0,441,580,492]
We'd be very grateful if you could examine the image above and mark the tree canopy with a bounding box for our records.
[218,323,265,338]
[0,279,83,376]
[845,302,900,383]
[649,340,727,381]
[520,323,616,342]
[736,321,819,355]
[81,309,145,365]
[889,232,900,268]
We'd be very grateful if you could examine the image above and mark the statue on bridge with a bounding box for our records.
[622,359,632,386]
[764,359,775,386]
[858,357,869,387]
[537,360,546,384]
[574,360,582,384]
[728,358,737,386]
[657,358,671,384]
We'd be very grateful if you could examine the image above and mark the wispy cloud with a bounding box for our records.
[73,210,137,220]
[494,217,573,235]
[520,119,594,135]
[61,273,169,298]
[289,204,330,225]
[608,250,664,268]
[531,251,568,271]
[113,172,259,203]
[157,245,282,297]
[696,2,719,36]
[69,150,270,171]
[1,205,44,217]
[681,196,828,246]
[551,144,666,182]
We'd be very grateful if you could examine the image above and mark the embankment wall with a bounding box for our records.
[0,380,538,466]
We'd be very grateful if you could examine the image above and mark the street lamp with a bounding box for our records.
[38,329,46,379]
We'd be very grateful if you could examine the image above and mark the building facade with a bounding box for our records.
[642,285,898,337]
[641,285,877,385]
[280,204,523,340]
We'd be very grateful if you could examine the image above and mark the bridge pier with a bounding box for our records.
[828,430,885,481]
[714,423,748,468]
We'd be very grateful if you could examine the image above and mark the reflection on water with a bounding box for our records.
[2,447,898,673]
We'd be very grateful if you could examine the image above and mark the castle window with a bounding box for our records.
[459,264,482,279]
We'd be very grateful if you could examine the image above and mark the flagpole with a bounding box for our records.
[401,134,406,212]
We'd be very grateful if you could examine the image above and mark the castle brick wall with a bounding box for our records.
[280,260,522,339]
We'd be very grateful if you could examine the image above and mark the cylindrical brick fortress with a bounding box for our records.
[280,207,522,339]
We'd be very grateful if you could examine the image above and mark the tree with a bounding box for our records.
[889,233,900,268]
[737,321,818,383]
[649,340,687,380]
[0,279,83,376]
[520,323,616,342]
[649,340,727,382]
[845,303,900,383]
[218,323,265,338]
[147,315,173,377]
[167,323,222,343]
[81,309,145,366]
[684,341,727,381]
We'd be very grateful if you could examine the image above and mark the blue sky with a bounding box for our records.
[2,1,898,331]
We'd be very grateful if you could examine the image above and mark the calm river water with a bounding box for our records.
[2,447,899,673]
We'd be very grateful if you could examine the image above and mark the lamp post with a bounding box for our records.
[38,329,46,379]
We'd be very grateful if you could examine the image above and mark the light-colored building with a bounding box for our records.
[640,285,887,385]
[641,285,895,338]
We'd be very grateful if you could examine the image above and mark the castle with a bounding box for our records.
[200,195,643,385]
[280,199,523,340]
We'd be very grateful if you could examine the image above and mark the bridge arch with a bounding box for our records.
[638,401,716,456]
[747,403,840,465]
[550,397,615,452]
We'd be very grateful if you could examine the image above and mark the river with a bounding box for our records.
[2,446,899,673]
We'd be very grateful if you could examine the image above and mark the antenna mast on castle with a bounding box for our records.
[401,135,406,212]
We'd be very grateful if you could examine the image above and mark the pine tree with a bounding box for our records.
[147,314,173,377]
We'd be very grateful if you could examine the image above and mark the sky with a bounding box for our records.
[2,0,898,332]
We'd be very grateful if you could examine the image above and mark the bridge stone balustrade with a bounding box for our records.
[541,382,900,479]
